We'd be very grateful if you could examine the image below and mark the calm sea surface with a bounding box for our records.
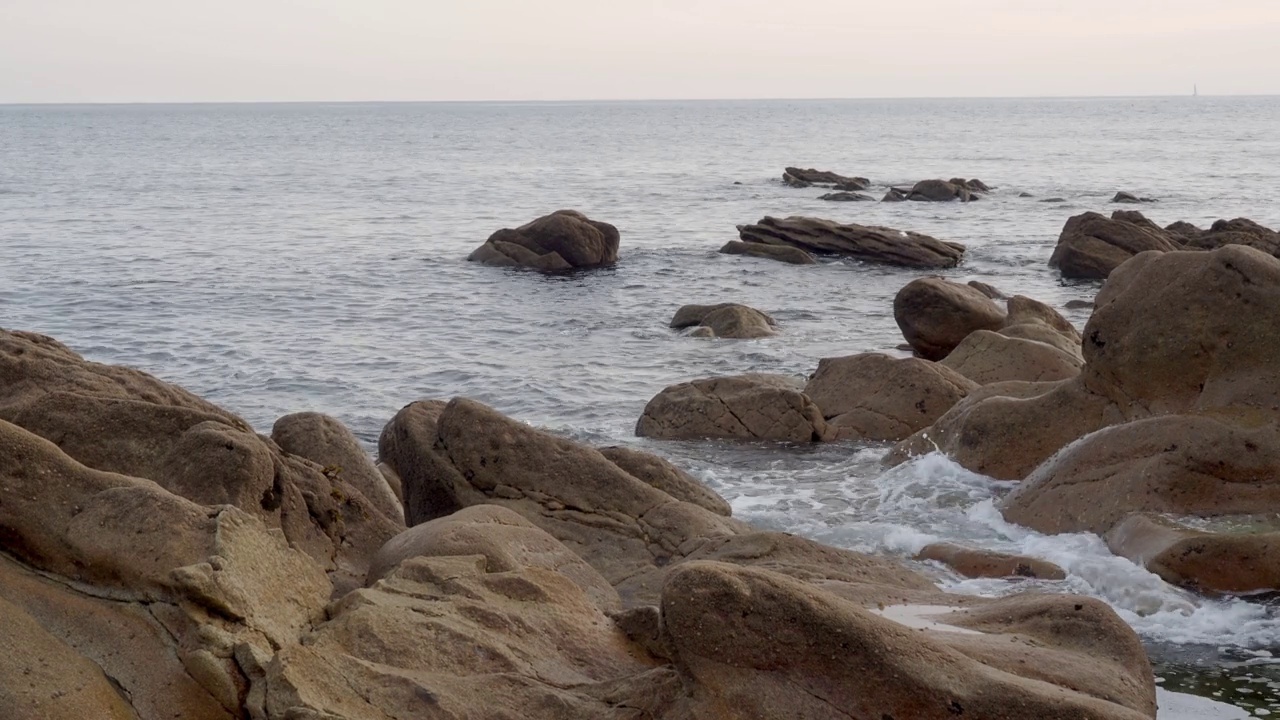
[3,98,1279,716]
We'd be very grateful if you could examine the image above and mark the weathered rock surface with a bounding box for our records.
[940,330,1083,385]
[718,239,816,265]
[1184,217,1280,257]
[893,277,1007,360]
[1164,220,1203,241]
[1112,191,1155,203]
[597,445,732,517]
[804,353,976,441]
[916,543,1067,580]
[783,166,869,189]
[1049,211,1181,279]
[0,329,399,595]
[892,245,1280,485]
[882,187,909,202]
[669,303,776,339]
[467,209,620,271]
[272,411,405,526]
[636,374,831,443]
[737,216,966,268]
[1104,514,1280,595]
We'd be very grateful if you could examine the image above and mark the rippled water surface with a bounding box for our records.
[4,98,1280,716]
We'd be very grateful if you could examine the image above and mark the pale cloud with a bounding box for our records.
[0,0,1275,102]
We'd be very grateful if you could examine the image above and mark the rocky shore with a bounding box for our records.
[7,177,1280,719]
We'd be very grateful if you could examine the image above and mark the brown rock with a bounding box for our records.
[1185,217,1280,257]
[1164,220,1203,241]
[1000,295,1084,358]
[966,280,1004,299]
[272,411,405,526]
[783,166,869,189]
[1112,191,1154,204]
[1104,513,1280,595]
[598,445,732,516]
[636,374,832,443]
[467,210,620,271]
[659,562,1154,720]
[882,187,909,202]
[1002,415,1280,534]
[893,277,1007,360]
[718,239,816,265]
[378,399,467,526]
[803,353,976,441]
[1049,211,1181,279]
[818,191,874,201]
[669,303,776,339]
[366,505,622,612]
[916,543,1067,580]
[737,216,966,269]
[940,330,1083,385]
[909,179,975,202]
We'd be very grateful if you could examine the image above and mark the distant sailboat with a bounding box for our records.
[1193,84,1199,97]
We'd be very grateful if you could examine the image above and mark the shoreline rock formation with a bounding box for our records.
[0,327,1165,718]
[782,166,870,190]
[669,302,776,339]
[468,209,621,271]
[736,216,966,269]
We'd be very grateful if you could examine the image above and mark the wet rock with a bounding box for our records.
[783,166,869,189]
[893,277,1007,360]
[683,326,715,338]
[949,177,993,193]
[1112,191,1155,203]
[1040,197,1067,203]
[272,411,405,526]
[966,280,1004,299]
[659,562,1154,720]
[882,187,909,202]
[1104,514,1280,595]
[1019,191,1035,198]
[669,303,776,339]
[1065,299,1095,310]
[818,191,874,201]
[597,445,732,517]
[718,239,816,265]
[1002,416,1280,535]
[637,374,832,443]
[804,353,976,441]
[1048,211,1181,280]
[916,543,1067,580]
[738,216,966,269]
[1110,209,1165,235]
[467,209,620,271]
[781,172,812,188]
[908,178,976,202]
[1185,217,1280,257]
[892,245,1280,481]
[1164,220,1203,242]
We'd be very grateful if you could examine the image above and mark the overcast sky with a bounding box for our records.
[3,0,1277,103]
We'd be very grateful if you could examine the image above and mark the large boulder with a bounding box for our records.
[718,239,816,265]
[657,562,1153,720]
[737,216,966,269]
[783,166,869,189]
[636,374,832,443]
[1104,514,1280,595]
[467,210,620,271]
[0,329,399,594]
[1184,217,1280,257]
[1049,211,1181,279]
[669,303,776,339]
[893,277,1007,360]
[939,330,1082,385]
[908,179,977,202]
[892,245,1280,481]
[803,353,977,441]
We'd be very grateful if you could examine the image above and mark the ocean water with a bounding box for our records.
[3,97,1280,716]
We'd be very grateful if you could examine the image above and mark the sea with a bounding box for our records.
[3,97,1279,717]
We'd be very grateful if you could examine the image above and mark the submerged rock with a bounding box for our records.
[916,543,1067,580]
[669,303,776,339]
[818,190,874,201]
[718,239,816,265]
[908,179,978,202]
[737,216,966,269]
[1185,217,1280,257]
[1112,191,1155,203]
[1104,513,1280,596]
[468,209,620,271]
[882,187,909,202]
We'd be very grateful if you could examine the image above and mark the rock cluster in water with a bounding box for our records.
[468,209,620,272]
[0,328,1159,719]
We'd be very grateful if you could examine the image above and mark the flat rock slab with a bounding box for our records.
[737,216,965,269]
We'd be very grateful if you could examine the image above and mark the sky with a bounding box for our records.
[2,0,1278,103]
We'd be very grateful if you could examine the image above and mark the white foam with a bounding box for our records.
[1157,688,1252,720]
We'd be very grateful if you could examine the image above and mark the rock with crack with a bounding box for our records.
[636,374,833,443]
[1049,211,1181,279]
[803,353,977,441]
[782,166,869,189]
[737,216,966,269]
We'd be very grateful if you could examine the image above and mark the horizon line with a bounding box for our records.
[1,92,1274,107]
